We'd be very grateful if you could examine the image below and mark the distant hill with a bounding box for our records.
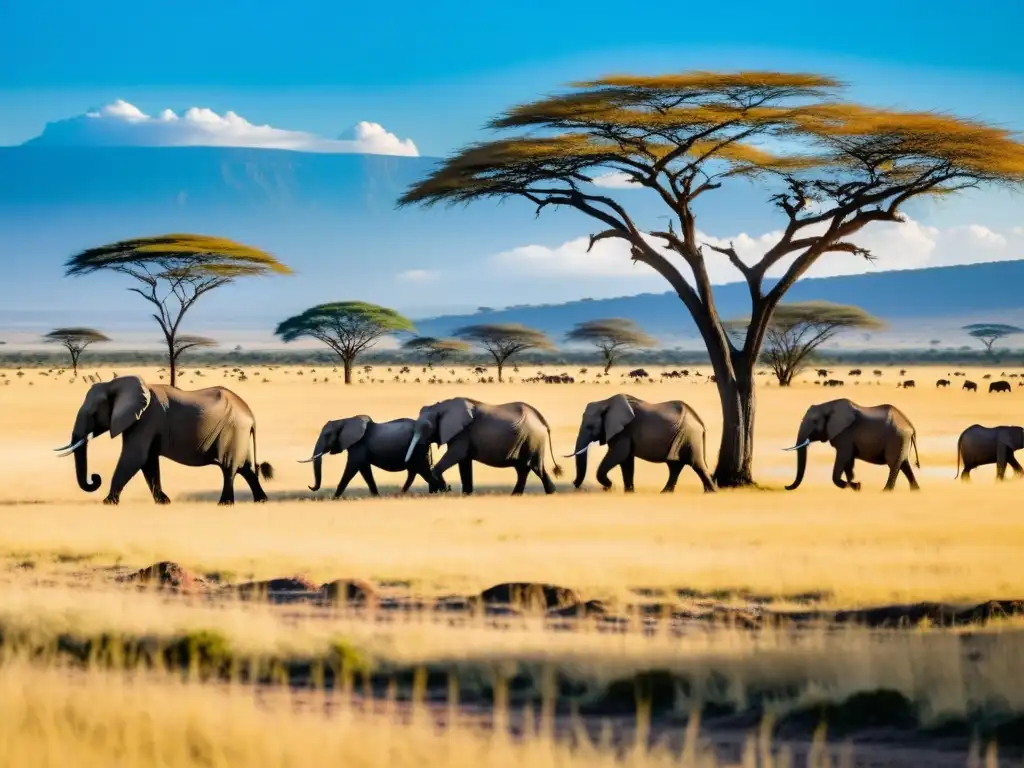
[414,260,1024,348]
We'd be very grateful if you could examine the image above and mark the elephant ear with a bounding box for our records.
[109,375,151,438]
[337,416,370,452]
[825,400,857,443]
[603,394,636,443]
[438,399,475,445]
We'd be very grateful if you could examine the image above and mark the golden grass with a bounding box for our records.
[1,362,1022,604]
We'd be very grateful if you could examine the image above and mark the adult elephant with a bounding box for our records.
[784,398,921,492]
[989,380,1012,393]
[299,415,448,498]
[54,375,273,505]
[567,394,714,493]
[404,397,562,495]
[955,424,1024,481]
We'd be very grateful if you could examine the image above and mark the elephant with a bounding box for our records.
[989,380,1012,393]
[404,397,563,495]
[299,415,448,498]
[963,380,978,392]
[566,394,714,493]
[955,424,1024,481]
[55,375,273,505]
[784,398,921,492]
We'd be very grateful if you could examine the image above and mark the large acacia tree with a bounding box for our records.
[454,323,554,382]
[963,323,1024,355]
[726,301,883,386]
[275,301,415,383]
[565,317,656,373]
[399,71,1024,486]
[65,234,292,386]
[402,336,471,366]
[42,327,111,376]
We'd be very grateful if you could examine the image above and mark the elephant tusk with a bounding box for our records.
[563,444,591,458]
[782,439,811,452]
[297,452,324,464]
[53,441,75,452]
[404,431,421,464]
[56,432,93,458]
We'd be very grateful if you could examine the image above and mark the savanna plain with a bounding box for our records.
[1,361,1023,767]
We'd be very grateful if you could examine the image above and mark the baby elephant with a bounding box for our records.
[300,416,447,498]
[955,424,1024,481]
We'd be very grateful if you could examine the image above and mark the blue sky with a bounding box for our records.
[1,0,1023,343]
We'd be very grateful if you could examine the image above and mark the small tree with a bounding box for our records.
[64,234,292,386]
[565,318,656,373]
[454,323,554,382]
[402,336,471,366]
[42,327,111,375]
[274,302,416,383]
[726,302,884,386]
[172,334,217,370]
[963,323,1024,355]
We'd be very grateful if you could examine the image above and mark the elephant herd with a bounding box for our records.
[52,375,1024,504]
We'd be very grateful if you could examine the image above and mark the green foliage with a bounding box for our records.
[402,336,471,363]
[565,318,656,371]
[963,323,1024,353]
[454,323,554,380]
[42,328,111,346]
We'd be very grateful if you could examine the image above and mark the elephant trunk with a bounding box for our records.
[74,439,101,493]
[308,433,328,492]
[785,430,809,491]
[571,431,590,488]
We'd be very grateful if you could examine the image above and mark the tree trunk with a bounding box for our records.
[603,352,613,374]
[70,351,79,377]
[496,360,504,383]
[343,358,353,385]
[166,335,177,387]
[710,351,756,488]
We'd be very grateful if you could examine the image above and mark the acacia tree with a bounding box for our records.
[172,334,217,371]
[274,302,415,383]
[42,327,111,376]
[454,323,553,382]
[64,234,292,386]
[399,71,1024,486]
[726,302,883,386]
[402,336,471,366]
[963,323,1024,355]
[565,317,656,373]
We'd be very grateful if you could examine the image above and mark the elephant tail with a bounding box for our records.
[545,424,563,478]
[954,434,963,479]
[251,427,275,481]
[912,431,921,469]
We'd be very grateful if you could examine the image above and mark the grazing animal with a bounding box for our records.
[963,380,978,392]
[823,379,845,387]
[897,380,916,389]
[936,379,950,388]
[56,375,273,505]
[784,398,921,492]
[989,380,1012,394]
[848,369,862,376]
[300,416,447,498]
[405,397,562,495]
[627,368,650,379]
[567,394,715,494]
[955,424,1024,481]
[816,369,829,378]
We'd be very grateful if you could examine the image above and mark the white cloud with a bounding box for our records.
[397,269,439,282]
[25,100,419,156]
[491,217,1024,286]
[589,171,640,189]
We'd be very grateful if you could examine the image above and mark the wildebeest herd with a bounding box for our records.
[51,373,1024,504]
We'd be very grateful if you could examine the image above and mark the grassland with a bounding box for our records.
[1,361,1022,766]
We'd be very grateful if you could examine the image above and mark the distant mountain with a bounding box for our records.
[415,260,1024,348]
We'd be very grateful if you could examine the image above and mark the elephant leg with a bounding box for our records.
[690,462,716,494]
[1008,453,1024,478]
[140,450,171,504]
[104,449,147,505]
[430,446,463,489]
[238,464,268,503]
[217,464,236,506]
[511,464,530,496]
[359,465,380,497]
[457,459,474,495]
[882,462,901,491]
[620,455,636,493]
[333,459,361,499]
[831,450,850,489]
[996,445,1009,480]
[844,459,861,492]
[899,459,921,491]
[661,461,683,493]
[401,468,415,493]
[596,441,629,490]
[529,462,557,494]
[960,465,972,482]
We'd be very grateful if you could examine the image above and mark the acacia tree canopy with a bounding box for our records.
[275,301,416,383]
[726,301,884,386]
[963,323,1024,353]
[64,234,291,386]
[454,323,554,381]
[565,318,656,372]
[402,336,471,365]
[42,327,111,375]
[399,70,1024,486]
